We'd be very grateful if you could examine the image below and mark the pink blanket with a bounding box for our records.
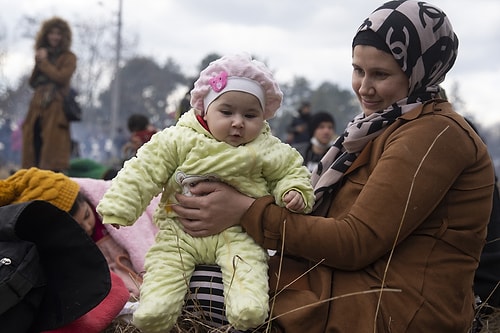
[73,177,159,273]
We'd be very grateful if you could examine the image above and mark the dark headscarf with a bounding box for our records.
[312,0,459,207]
[355,0,458,101]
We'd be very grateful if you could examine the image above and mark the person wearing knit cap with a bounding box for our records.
[170,2,495,332]
[0,167,99,237]
[0,167,131,333]
[0,167,143,290]
[97,53,315,332]
[292,111,338,172]
[0,167,80,213]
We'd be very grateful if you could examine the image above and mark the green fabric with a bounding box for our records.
[68,158,109,179]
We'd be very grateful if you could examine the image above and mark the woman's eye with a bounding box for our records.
[375,71,389,79]
[353,67,364,76]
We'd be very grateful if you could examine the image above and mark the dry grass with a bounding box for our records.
[102,302,500,333]
[103,319,141,333]
[103,312,243,333]
[474,305,500,333]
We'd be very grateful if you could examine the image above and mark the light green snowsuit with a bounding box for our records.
[97,109,314,332]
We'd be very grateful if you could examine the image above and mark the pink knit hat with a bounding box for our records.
[190,53,283,120]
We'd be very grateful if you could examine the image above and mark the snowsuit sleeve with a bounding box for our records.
[256,127,315,213]
[96,127,182,227]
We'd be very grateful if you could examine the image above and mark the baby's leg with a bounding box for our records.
[216,226,270,331]
[133,229,197,333]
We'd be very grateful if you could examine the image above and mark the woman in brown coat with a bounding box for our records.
[172,1,496,332]
[22,17,76,172]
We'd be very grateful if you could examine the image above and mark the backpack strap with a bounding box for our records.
[0,240,42,314]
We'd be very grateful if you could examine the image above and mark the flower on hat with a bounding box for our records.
[209,71,228,92]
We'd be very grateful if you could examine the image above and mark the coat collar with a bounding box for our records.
[343,100,445,176]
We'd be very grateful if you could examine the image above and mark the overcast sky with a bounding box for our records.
[2,0,500,128]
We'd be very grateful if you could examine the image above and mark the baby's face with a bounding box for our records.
[204,91,265,147]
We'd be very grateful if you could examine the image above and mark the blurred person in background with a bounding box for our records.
[286,101,312,144]
[22,17,76,173]
[293,111,338,172]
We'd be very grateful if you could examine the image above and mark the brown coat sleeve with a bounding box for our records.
[29,51,76,91]
[241,195,337,263]
[241,106,494,270]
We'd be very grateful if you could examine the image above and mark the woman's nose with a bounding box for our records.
[358,77,374,95]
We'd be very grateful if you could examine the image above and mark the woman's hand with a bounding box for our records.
[172,181,255,237]
[35,48,47,61]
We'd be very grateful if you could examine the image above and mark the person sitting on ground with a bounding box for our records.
[0,167,131,333]
[171,1,495,332]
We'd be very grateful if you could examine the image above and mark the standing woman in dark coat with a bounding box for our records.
[22,17,76,172]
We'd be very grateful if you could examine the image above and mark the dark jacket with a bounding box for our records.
[287,113,311,144]
[0,201,110,332]
[474,177,500,306]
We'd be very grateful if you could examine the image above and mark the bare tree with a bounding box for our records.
[72,17,116,108]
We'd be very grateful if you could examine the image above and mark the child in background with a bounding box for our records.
[122,114,158,160]
[97,53,315,333]
[0,167,144,298]
[0,167,131,333]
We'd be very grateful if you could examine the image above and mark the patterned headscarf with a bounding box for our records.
[311,0,459,209]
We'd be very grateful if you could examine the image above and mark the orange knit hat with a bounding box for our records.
[0,168,80,212]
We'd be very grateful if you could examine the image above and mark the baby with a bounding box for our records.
[97,53,314,332]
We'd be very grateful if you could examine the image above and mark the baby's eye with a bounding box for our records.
[220,110,232,116]
[245,113,258,119]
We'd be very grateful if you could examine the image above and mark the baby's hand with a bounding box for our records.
[283,190,306,212]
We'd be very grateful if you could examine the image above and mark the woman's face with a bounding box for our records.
[352,45,409,116]
[72,200,96,236]
[47,27,63,48]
